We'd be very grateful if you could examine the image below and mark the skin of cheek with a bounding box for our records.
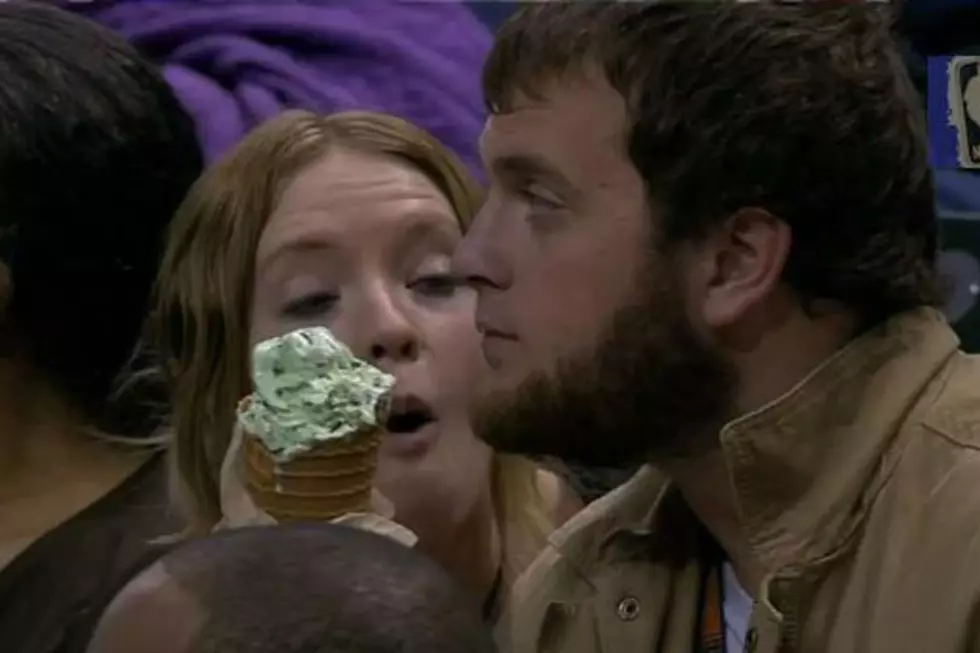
[372,301,495,539]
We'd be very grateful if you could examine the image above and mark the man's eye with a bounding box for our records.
[518,188,563,212]
[280,292,337,318]
[409,274,462,298]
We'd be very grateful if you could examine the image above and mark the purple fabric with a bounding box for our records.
[68,0,490,173]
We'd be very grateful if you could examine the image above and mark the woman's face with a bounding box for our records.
[250,147,492,536]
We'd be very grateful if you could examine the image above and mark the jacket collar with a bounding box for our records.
[720,307,957,567]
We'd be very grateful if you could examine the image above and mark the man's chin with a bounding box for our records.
[470,385,644,466]
[469,390,524,452]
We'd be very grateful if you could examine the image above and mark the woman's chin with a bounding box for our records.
[380,421,440,459]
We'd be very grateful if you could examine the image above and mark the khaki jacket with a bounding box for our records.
[497,308,980,653]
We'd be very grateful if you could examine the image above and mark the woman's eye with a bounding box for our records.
[280,292,338,318]
[409,274,462,298]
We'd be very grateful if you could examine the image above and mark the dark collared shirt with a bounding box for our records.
[0,455,174,653]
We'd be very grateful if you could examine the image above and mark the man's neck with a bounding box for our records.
[0,358,91,482]
[0,358,149,568]
[665,306,860,594]
[666,453,766,595]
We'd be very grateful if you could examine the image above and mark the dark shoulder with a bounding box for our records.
[0,454,176,653]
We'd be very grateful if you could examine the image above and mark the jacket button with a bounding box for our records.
[616,596,641,621]
[745,627,759,653]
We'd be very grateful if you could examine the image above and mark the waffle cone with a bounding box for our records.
[241,429,380,522]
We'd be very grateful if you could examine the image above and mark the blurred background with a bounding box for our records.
[65,0,980,350]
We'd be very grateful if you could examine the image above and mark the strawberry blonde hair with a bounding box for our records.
[150,110,549,575]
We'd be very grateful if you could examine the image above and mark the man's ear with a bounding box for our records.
[0,261,11,319]
[698,207,791,330]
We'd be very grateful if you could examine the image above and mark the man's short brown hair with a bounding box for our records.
[484,2,941,324]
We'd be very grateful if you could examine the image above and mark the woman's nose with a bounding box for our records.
[345,291,421,367]
[368,326,420,365]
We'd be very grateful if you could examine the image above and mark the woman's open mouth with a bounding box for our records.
[384,395,436,435]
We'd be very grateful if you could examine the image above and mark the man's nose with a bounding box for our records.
[451,203,510,292]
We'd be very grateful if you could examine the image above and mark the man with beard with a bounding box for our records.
[452,4,980,653]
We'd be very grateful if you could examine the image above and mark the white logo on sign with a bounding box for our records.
[948,56,980,169]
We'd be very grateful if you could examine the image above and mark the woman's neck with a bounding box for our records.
[416,487,501,605]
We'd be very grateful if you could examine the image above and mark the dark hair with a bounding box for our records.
[484,3,942,324]
[0,1,202,435]
[162,524,495,653]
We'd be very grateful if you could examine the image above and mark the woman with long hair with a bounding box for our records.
[150,110,580,621]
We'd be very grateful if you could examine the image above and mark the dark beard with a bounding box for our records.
[471,264,737,469]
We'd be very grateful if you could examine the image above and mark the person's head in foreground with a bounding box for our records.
[454,2,940,467]
[0,0,201,443]
[88,523,495,653]
[151,110,577,613]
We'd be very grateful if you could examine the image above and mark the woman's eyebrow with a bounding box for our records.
[256,236,337,277]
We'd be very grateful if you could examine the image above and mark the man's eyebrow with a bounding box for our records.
[489,153,577,195]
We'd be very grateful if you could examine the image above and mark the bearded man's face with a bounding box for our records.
[452,77,735,467]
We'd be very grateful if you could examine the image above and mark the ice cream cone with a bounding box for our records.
[241,427,381,522]
[235,326,395,523]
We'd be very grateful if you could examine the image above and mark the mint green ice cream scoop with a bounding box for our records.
[237,327,395,462]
